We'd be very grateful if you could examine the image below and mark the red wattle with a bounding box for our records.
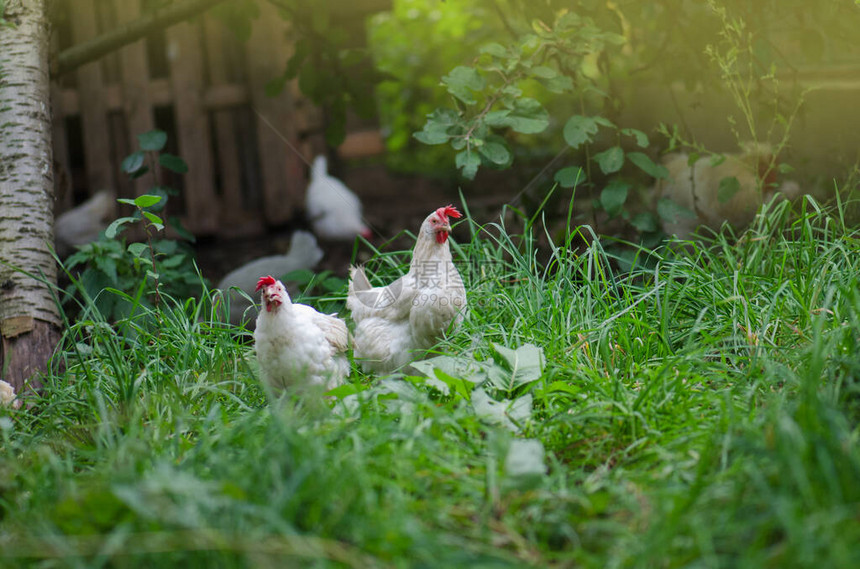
[436,231,448,244]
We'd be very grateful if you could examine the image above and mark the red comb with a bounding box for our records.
[255,275,277,292]
[436,205,462,221]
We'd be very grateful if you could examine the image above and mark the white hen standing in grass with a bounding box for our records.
[306,155,372,241]
[254,275,349,393]
[347,205,466,374]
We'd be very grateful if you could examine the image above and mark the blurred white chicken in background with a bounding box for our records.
[217,230,324,326]
[347,205,466,374]
[54,190,115,258]
[254,275,349,393]
[656,144,803,240]
[0,379,22,409]
[306,155,372,241]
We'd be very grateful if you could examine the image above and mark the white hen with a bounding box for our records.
[54,190,115,257]
[306,155,372,241]
[254,275,349,393]
[0,379,22,409]
[217,231,324,326]
[347,205,466,374]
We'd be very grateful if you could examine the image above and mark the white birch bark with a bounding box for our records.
[0,0,61,391]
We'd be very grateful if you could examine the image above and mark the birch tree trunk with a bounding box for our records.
[0,0,62,393]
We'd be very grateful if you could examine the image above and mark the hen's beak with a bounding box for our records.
[435,225,451,244]
[264,290,282,312]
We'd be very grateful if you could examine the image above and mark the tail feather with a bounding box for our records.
[348,266,371,293]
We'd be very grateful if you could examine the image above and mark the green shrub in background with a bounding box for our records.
[61,130,203,322]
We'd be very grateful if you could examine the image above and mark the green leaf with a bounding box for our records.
[504,439,547,484]
[429,107,460,125]
[411,356,486,385]
[121,151,146,174]
[563,115,599,149]
[503,98,548,134]
[325,120,347,148]
[413,129,451,145]
[472,389,533,432]
[530,65,557,79]
[622,128,649,148]
[500,84,523,98]
[142,211,164,229]
[159,153,188,174]
[628,152,669,179]
[128,242,149,258]
[717,176,742,203]
[594,146,625,174]
[708,154,727,167]
[631,212,658,232]
[105,217,135,239]
[137,130,167,151]
[455,150,481,180]
[600,179,630,218]
[478,140,511,165]
[134,195,163,209]
[554,166,582,188]
[479,42,507,57]
[414,108,460,145]
[488,342,545,391]
[541,74,573,93]
[94,256,118,284]
[484,110,511,127]
[442,66,484,105]
[657,197,696,222]
[129,166,150,180]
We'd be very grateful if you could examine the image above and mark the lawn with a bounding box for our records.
[1,195,858,568]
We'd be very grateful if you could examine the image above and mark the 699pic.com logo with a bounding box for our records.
[352,260,465,309]
[351,269,406,309]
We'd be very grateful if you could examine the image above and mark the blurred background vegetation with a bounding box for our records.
[369,0,860,180]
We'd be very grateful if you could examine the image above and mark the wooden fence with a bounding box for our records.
[51,0,386,237]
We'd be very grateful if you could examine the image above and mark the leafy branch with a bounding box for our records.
[109,130,191,315]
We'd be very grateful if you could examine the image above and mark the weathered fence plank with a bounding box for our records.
[245,2,303,225]
[166,17,219,234]
[69,0,116,194]
[204,14,247,230]
[116,0,155,199]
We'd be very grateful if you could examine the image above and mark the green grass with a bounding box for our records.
[1,195,859,568]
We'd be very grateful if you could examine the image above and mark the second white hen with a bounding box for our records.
[306,155,372,241]
[347,205,467,374]
[254,275,349,392]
